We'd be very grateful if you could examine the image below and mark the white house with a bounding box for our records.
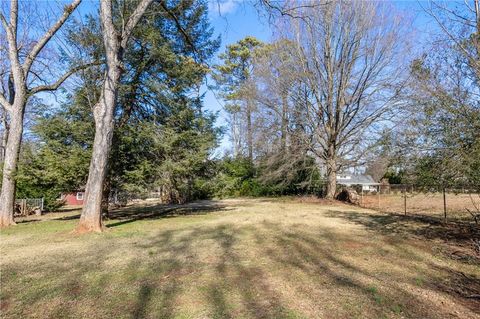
[336,174,380,192]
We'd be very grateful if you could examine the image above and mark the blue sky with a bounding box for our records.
[202,0,438,154]
[204,1,274,154]
[38,0,273,153]
[33,0,445,153]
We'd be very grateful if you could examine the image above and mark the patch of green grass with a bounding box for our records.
[391,303,403,314]
[414,276,425,287]
[367,285,384,305]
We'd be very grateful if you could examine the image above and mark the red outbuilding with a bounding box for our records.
[60,191,85,206]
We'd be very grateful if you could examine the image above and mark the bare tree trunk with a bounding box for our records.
[474,1,480,84]
[232,112,241,158]
[476,0,479,31]
[77,68,119,232]
[75,0,153,232]
[0,106,23,226]
[280,94,288,151]
[102,177,111,219]
[325,144,337,199]
[0,0,82,227]
[0,110,8,161]
[246,100,253,161]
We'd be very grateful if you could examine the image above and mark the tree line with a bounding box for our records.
[213,0,479,197]
[1,0,479,230]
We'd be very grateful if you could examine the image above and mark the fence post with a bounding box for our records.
[404,185,407,216]
[22,199,27,216]
[361,188,363,206]
[41,197,44,211]
[378,186,380,210]
[443,187,447,222]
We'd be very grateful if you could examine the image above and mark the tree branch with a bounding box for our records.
[9,0,18,30]
[258,0,326,21]
[1,2,23,98]
[28,61,100,95]
[120,0,154,51]
[0,11,9,31]
[23,0,82,74]
[159,1,198,57]
[0,92,10,112]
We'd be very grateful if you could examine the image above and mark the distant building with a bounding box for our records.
[60,190,85,206]
[336,174,380,192]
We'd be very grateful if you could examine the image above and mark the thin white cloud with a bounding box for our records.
[209,0,240,16]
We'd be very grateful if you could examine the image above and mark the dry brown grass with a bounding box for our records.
[1,198,479,319]
[360,193,480,221]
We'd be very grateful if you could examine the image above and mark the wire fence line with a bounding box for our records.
[354,184,480,224]
[108,189,167,207]
[14,198,44,216]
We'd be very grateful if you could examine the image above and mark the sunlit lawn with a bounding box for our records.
[1,198,479,319]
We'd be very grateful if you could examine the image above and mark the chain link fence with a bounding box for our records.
[14,198,44,216]
[355,184,480,224]
[108,189,164,207]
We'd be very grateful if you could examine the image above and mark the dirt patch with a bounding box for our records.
[292,195,342,205]
[432,268,480,313]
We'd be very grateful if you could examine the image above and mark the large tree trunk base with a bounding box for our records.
[336,188,360,205]
[74,221,105,233]
[0,219,16,228]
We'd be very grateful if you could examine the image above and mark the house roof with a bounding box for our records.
[337,174,379,185]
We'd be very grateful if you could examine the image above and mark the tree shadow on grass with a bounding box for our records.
[324,210,480,247]
[51,200,232,226]
[131,223,301,319]
[125,218,479,319]
[255,220,480,318]
[321,209,480,313]
[3,216,479,319]
[131,264,182,319]
[14,219,42,224]
[203,224,298,319]
[106,200,232,228]
[429,263,480,313]
[132,282,154,319]
[54,214,81,221]
[142,218,478,319]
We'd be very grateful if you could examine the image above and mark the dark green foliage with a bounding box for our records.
[213,157,257,197]
[15,99,94,210]
[396,32,480,188]
[15,144,69,212]
[212,155,323,198]
[383,171,404,185]
[13,0,221,209]
[115,104,221,203]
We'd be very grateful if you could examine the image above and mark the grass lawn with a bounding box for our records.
[1,198,479,319]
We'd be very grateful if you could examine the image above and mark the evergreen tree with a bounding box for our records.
[213,37,264,160]
[16,0,221,209]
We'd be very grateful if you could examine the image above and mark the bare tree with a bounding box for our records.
[285,0,409,198]
[252,40,297,152]
[0,0,83,227]
[213,36,264,161]
[423,0,480,81]
[394,0,480,187]
[0,105,7,162]
[250,40,311,186]
[76,0,154,233]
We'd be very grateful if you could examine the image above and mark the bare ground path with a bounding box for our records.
[1,198,479,318]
